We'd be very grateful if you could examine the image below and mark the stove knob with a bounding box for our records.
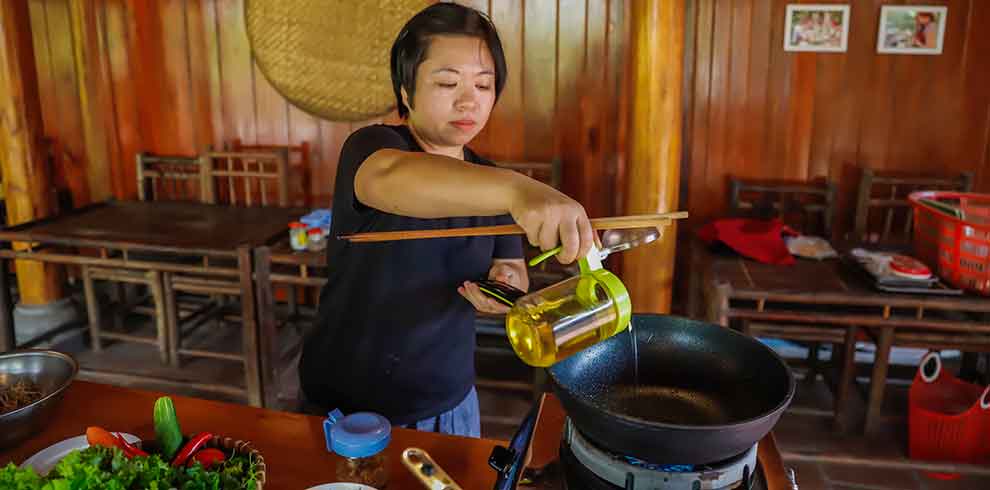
[488,445,516,473]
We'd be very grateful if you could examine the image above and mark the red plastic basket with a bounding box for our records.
[908,351,990,479]
[909,191,990,296]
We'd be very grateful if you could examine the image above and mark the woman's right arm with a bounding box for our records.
[355,149,594,264]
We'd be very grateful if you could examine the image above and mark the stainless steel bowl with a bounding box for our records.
[0,350,78,449]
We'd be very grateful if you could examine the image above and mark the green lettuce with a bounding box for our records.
[0,446,256,490]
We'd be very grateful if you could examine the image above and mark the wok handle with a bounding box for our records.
[490,397,542,490]
[401,448,464,490]
[787,467,800,489]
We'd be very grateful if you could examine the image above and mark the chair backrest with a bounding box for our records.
[728,177,837,237]
[136,153,204,202]
[199,150,289,207]
[853,168,973,244]
[495,160,562,190]
[229,139,312,207]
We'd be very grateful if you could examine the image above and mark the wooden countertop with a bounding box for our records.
[0,381,501,489]
[2,381,791,489]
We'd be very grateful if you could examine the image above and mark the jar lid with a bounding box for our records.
[308,228,323,235]
[289,221,307,228]
[323,409,391,458]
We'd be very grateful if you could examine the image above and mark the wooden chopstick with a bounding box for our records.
[339,211,689,243]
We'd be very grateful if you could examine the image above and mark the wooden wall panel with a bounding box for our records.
[522,0,557,164]
[685,0,990,240]
[215,0,256,149]
[483,0,523,163]
[26,0,629,216]
[32,0,90,204]
[104,0,142,199]
[70,0,115,202]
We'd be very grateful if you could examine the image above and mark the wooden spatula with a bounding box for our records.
[339,211,688,243]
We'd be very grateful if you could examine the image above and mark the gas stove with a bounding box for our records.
[490,395,787,490]
[556,419,766,490]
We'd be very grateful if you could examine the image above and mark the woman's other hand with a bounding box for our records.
[458,281,510,314]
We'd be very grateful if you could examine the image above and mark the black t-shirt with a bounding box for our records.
[299,124,523,425]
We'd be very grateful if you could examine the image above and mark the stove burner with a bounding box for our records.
[561,419,763,490]
[620,456,695,473]
[618,443,758,475]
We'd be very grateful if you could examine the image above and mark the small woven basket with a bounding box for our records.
[206,435,267,489]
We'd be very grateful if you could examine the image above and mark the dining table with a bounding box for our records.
[0,380,792,489]
[693,242,990,434]
[0,200,305,406]
[0,380,501,489]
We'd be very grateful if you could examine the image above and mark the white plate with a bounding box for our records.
[305,484,378,490]
[19,433,141,476]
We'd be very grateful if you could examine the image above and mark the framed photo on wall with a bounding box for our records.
[877,6,947,55]
[784,4,851,52]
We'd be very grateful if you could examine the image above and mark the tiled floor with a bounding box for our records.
[37,301,990,490]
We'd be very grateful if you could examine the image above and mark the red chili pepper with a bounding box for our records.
[110,433,149,458]
[188,448,226,469]
[171,432,214,467]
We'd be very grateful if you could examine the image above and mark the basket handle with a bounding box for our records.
[920,351,941,384]
[980,386,990,411]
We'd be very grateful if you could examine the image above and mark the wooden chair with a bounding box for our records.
[724,177,844,381]
[852,168,985,403]
[82,153,204,364]
[728,176,837,237]
[253,242,328,408]
[853,168,973,245]
[229,139,312,208]
[166,150,290,367]
[200,150,290,207]
[136,153,205,202]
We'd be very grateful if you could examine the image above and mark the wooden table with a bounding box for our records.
[694,245,990,434]
[1,381,790,490]
[0,381,502,489]
[0,200,304,406]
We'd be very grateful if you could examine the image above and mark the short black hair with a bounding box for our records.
[390,3,507,118]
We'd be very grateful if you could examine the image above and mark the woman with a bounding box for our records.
[298,3,594,438]
[913,12,937,49]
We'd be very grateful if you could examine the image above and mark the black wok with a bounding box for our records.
[548,314,795,465]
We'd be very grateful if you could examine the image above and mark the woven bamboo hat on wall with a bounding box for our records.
[245,0,433,122]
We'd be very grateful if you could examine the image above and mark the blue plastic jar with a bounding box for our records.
[324,409,391,488]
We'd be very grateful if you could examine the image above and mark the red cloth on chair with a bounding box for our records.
[698,218,799,265]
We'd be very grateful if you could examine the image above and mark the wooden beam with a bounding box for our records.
[621,0,685,313]
[0,0,64,307]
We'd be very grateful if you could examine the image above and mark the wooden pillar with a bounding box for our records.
[0,0,64,306]
[621,0,685,314]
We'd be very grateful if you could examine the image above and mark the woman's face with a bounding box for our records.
[403,35,496,151]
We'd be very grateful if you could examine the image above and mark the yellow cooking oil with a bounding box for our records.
[505,277,621,367]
